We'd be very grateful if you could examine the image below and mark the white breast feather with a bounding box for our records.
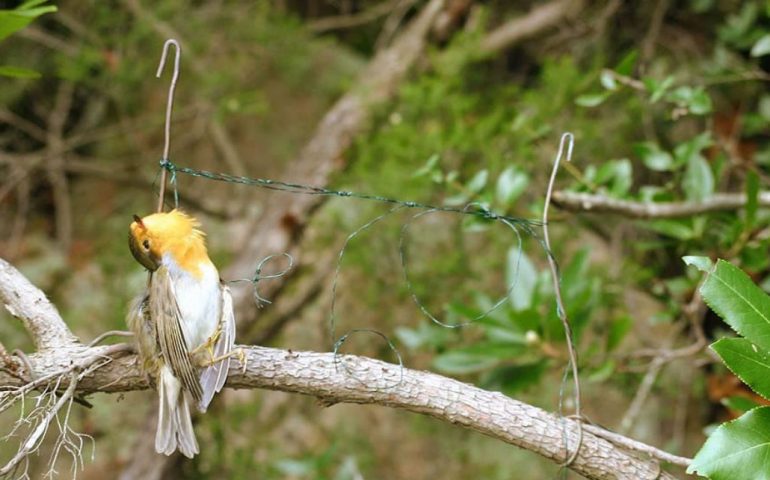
[164,254,221,350]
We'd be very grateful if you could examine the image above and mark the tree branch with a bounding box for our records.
[0,344,685,480]
[0,257,689,479]
[0,258,78,351]
[480,0,584,54]
[552,190,770,218]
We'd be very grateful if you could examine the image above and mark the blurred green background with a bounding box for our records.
[3,1,770,478]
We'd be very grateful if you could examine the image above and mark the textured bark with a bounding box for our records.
[0,344,681,480]
[0,257,689,480]
[0,258,78,351]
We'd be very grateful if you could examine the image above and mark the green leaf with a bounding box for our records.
[614,50,638,76]
[575,92,609,107]
[433,343,522,375]
[600,70,617,91]
[466,169,488,193]
[667,86,712,115]
[633,142,673,171]
[752,34,770,57]
[712,338,770,400]
[674,132,713,167]
[701,260,770,352]
[645,76,674,103]
[588,359,616,382]
[683,255,714,272]
[507,249,536,311]
[607,315,632,351]
[646,219,695,240]
[412,153,440,178]
[689,88,713,115]
[688,406,770,479]
[0,65,40,78]
[682,155,714,202]
[0,4,57,42]
[722,396,760,414]
[495,166,529,205]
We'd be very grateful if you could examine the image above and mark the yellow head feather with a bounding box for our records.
[129,209,212,277]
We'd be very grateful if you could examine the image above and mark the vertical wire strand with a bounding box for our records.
[542,133,583,466]
[155,39,181,213]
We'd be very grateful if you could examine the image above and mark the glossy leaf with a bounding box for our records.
[700,260,770,352]
[712,337,770,400]
[722,396,760,414]
[689,406,770,480]
[0,3,56,42]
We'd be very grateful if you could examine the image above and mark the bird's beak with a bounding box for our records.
[129,222,160,272]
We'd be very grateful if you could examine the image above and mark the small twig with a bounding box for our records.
[0,371,78,476]
[602,69,646,91]
[374,0,418,50]
[308,0,398,33]
[620,356,665,434]
[543,133,583,466]
[87,330,134,348]
[552,190,770,218]
[640,0,669,65]
[582,423,691,467]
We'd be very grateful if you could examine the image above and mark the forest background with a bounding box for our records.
[2,1,770,479]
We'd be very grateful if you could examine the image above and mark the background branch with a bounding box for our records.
[480,0,584,54]
[552,190,770,218]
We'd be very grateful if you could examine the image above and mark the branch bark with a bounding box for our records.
[0,257,689,480]
[479,0,584,54]
[552,190,770,218]
[0,258,78,351]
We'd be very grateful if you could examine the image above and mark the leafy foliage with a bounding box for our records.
[688,259,770,479]
[0,0,56,78]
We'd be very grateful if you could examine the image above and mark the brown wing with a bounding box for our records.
[150,266,203,404]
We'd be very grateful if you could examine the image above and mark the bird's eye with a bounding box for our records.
[142,239,150,250]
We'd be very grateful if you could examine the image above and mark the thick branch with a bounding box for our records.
[0,258,689,479]
[552,190,770,218]
[480,0,584,54]
[0,345,683,480]
[0,258,78,351]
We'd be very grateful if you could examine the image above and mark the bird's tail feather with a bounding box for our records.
[156,365,199,458]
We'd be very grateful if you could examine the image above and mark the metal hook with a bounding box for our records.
[155,38,181,212]
[543,132,573,228]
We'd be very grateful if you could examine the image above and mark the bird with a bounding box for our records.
[127,209,238,458]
